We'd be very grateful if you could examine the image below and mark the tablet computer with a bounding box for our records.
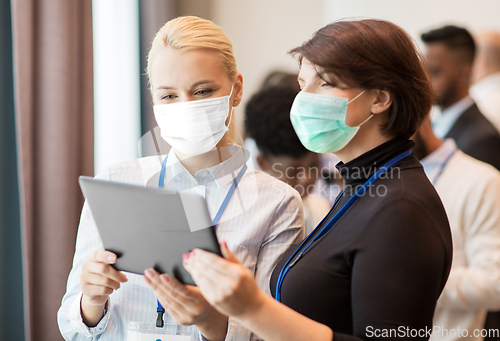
[79,176,221,285]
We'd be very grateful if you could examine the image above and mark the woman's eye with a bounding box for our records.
[321,82,350,90]
[161,94,176,100]
[194,89,213,96]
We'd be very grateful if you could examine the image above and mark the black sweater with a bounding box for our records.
[270,137,453,341]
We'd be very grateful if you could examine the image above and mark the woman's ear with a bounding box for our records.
[371,90,392,114]
[233,73,243,107]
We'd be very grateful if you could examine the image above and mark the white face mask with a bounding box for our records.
[153,86,234,156]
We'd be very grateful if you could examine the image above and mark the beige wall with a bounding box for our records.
[207,0,325,133]
[323,0,500,48]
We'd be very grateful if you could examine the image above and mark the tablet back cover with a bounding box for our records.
[79,176,221,285]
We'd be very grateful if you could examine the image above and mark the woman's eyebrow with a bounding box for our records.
[155,80,216,91]
[155,85,175,91]
[190,80,216,88]
[317,70,339,82]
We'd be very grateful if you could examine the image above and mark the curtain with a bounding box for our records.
[139,0,178,137]
[0,0,24,339]
[11,0,94,340]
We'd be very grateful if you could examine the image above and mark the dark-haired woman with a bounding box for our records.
[147,19,453,341]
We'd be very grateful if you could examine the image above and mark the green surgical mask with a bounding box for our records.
[290,90,371,153]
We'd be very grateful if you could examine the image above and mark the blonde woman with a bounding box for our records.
[57,16,304,341]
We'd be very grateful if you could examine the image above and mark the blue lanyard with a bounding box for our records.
[275,149,412,302]
[158,155,248,225]
[430,149,456,186]
[155,154,248,326]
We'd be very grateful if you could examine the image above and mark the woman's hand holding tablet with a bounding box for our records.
[144,263,228,340]
[80,249,128,327]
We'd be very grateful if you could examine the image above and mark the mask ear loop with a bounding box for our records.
[347,90,373,127]
[226,84,236,129]
[348,90,366,104]
[219,86,235,160]
[226,107,233,128]
[358,113,374,127]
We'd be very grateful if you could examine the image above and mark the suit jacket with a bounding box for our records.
[445,103,500,171]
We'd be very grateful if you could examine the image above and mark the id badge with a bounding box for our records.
[128,322,196,341]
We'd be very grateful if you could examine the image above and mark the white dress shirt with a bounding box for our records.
[57,145,305,341]
[432,96,475,139]
[470,72,500,133]
[421,139,500,341]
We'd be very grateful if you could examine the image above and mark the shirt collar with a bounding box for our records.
[420,138,457,180]
[164,144,247,189]
[432,96,474,138]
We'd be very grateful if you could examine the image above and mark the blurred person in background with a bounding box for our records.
[422,27,500,337]
[245,86,332,234]
[421,25,500,171]
[471,31,500,132]
[413,117,500,341]
[260,70,301,92]
[245,70,343,204]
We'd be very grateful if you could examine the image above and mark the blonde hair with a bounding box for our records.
[147,16,242,145]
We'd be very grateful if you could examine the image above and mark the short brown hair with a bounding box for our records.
[290,19,433,139]
[421,25,475,65]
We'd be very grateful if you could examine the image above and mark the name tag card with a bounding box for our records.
[128,322,196,341]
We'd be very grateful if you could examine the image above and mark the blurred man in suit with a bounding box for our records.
[471,31,500,133]
[421,25,500,171]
